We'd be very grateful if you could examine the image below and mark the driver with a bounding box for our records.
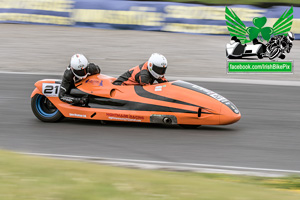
[286,32,295,53]
[266,32,295,59]
[59,54,101,106]
[113,53,168,86]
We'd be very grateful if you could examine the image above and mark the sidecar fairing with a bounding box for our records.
[31,74,241,126]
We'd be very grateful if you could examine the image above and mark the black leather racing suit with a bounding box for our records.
[59,63,101,105]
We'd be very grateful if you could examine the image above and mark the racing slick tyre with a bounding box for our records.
[31,94,64,122]
[257,53,263,59]
[268,47,281,60]
[279,54,286,59]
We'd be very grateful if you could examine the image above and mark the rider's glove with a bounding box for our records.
[81,95,89,105]
[73,95,89,106]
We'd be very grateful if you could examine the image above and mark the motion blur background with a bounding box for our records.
[1,2,300,199]
[0,0,299,80]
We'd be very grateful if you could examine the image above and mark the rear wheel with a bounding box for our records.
[31,94,64,122]
[279,54,286,59]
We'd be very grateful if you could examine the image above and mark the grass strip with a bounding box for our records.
[0,150,300,200]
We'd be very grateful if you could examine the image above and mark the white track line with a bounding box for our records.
[168,77,300,87]
[1,71,300,86]
[0,71,62,75]
[21,152,300,177]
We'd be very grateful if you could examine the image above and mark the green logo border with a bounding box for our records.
[226,60,294,74]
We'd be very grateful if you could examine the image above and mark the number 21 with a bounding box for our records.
[44,85,59,94]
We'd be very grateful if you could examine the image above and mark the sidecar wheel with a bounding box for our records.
[257,53,263,59]
[31,94,64,122]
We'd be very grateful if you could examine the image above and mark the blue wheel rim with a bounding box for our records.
[36,95,58,117]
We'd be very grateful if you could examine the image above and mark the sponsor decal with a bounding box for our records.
[0,0,72,25]
[225,6,295,73]
[155,86,162,91]
[192,85,229,103]
[172,81,239,114]
[69,113,87,118]
[106,113,144,122]
[85,79,103,86]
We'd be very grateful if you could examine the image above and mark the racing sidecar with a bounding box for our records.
[226,40,264,59]
[31,74,241,127]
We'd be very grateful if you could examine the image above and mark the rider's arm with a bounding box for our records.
[87,63,101,75]
[287,42,293,53]
[59,70,86,105]
[139,69,152,86]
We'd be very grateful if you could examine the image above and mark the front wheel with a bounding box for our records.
[31,94,64,122]
[268,47,280,60]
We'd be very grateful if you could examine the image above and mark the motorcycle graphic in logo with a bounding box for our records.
[225,6,294,60]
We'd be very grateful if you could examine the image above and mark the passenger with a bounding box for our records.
[113,53,168,86]
[253,38,266,54]
[231,36,241,43]
[59,54,101,106]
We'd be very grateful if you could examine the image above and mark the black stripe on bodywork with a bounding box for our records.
[68,88,197,113]
[88,95,197,113]
[134,85,201,108]
[69,88,217,114]
[172,80,240,114]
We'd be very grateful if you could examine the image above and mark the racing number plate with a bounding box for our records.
[42,83,61,97]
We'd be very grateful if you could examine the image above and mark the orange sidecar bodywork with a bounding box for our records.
[31,74,241,125]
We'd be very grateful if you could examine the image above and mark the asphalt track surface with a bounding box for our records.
[1,24,300,81]
[0,24,300,173]
[0,73,299,171]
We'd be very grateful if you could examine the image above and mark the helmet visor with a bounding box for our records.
[152,64,167,75]
[72,68,87,78]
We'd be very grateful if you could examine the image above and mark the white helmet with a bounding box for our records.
[148,53,168,79]
[70,54,89,79]
[287,32,295,42]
